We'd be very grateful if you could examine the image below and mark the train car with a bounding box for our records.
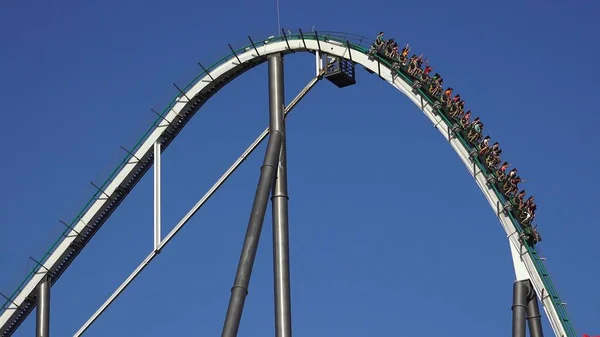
[368,37,542,246]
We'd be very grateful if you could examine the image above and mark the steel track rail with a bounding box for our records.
[0,31,575,337]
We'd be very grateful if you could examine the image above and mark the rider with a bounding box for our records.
[457,100,466,114]
[388,40,397,52]
[489,142,499,154]
[461,110,472,127]
[424,65,432,77]
[452,94,461,104]
[429,73,443,96]
[505,175,522,196]
[516,190,526,209]
[448,93,462,117]
[371,32,385,53]
[368,31,541,231]
[479,135,491,155]
[486,143,501,169]
[384,39,395,55]
[391,44,399,59]
[444,88,453,103]
[523,196,537,224]
[376,32,384,45]
[400,44,410,60]
[408,54,423,76]
[469,117,483,138]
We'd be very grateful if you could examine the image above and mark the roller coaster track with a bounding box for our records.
[0,30,576,337]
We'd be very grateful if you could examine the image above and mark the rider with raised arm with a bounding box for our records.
[376,32,385,45]
[400,44,410,62]
[391,44,399,60]
[408,54,423,76]
[422,64,432,80]
[370,32,385,54]
[505,175,522,196]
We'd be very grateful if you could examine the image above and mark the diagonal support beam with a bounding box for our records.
[221,130,282,337]
[221,53,293,337]
[72,69,325,337]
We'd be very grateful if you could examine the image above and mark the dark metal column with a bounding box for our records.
[526,281,545,337]
[512,280,528,337]
[220,132,283,336]
[36,276,50,337]
[269,53,293,337]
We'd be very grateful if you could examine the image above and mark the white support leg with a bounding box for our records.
[315,50,321,76]
[154,141,162,251]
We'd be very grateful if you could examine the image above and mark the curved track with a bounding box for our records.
[0,30,575,337]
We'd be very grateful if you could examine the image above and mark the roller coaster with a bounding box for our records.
[0,30,578,337]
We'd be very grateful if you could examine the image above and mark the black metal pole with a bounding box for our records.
[512,280,528,337]
[221,131,283,337]
[526,281,545,337]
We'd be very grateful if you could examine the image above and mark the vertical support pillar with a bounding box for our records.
[154,141,162,250]
[36,276,50,337]
[526,283,544,337]
[512,280,528,337]
[315,50,321,76]
[221,131,283,335]
[269,53,292,337]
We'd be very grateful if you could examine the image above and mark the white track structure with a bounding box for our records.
[0,31,574,337]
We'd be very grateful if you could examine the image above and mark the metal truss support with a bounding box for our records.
[154,140,162,251]
[221,131,282,337]
[73,70,324,337]
[269,53,293,337]
[36,276,50,337]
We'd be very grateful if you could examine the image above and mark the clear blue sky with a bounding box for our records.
[0,0,598,336]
